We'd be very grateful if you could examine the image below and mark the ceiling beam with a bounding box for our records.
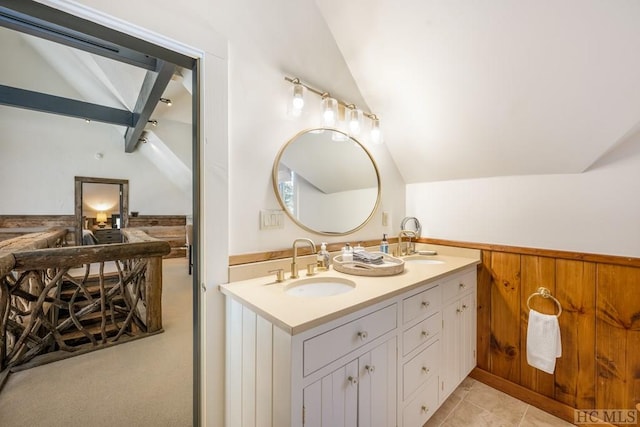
[0,84,134,126]
[0,0,195,69]
[124,60,176,153]
[0,6,157,71]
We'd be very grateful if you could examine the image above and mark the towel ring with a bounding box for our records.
[526,287,562,318]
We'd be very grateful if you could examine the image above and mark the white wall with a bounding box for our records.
[0,106,191,215]
[26,1,404,426]
[407,131,640,258]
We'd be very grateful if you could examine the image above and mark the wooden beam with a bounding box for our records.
[0,5,157,70]
[0,85,134,126]
[124,60,175,153]
[0,1,194,69]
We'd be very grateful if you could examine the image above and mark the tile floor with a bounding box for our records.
[424,377,576,427]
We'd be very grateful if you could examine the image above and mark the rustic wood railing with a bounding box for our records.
[0,228,170,385]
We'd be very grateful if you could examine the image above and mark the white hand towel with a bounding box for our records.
[526,309,562,374]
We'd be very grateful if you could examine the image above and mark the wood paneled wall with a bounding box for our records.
[128,215,187,258]
[422,238,639,425]
[0,215,76,245]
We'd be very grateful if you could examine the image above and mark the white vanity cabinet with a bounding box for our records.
[398,283,442,426]
[440,269,477,401]
[303,337,397,427]
[224,262,478,427]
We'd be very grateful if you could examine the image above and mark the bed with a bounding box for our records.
[82,229,99,245]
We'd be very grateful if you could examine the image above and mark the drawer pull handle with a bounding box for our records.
[459,283,466,289]
[421,366,430,374]
[421,405,429,414]
[456,307,462,313]
[365,365,375,374]
[421,330,429,338]
[357,331,368,341]
[347,376,358,386]
[421,301,430,308]
[462,304,468,310]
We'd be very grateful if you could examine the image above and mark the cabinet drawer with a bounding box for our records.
[403,338,439,399]
[403,376,439,427]
[303,304,397,376]
[94,229,121,244]
[442,269,476,302]
[403,285,440,325]
[403,312,441,356]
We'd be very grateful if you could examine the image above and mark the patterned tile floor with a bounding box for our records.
[424,377,575,427]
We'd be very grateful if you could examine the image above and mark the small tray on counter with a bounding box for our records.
[332,252,405,277]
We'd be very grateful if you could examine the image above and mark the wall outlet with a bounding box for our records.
[260,210,284,230]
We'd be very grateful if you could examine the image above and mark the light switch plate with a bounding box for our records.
[382,211,389,227]
[260,209,284,230]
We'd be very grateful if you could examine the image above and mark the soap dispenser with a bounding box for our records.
[317,242,330,270]
[342,243,353,262]
[380,234,389,254]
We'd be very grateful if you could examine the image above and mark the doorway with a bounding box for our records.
[0,1,205,425]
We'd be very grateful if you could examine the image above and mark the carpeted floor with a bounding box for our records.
[0,258,193,426]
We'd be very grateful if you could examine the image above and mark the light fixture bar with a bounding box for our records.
[284,76,379,122]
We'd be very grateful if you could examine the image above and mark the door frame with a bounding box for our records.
[74,176,129,245]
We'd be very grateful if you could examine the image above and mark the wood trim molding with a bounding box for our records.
[470,368,614,427]
[230,236,640,268]
[418,237,640,268]
[229,238,390,266]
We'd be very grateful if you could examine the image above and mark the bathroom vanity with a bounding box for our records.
[221,252,479,427]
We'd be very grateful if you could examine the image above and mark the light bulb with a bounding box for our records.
[370,117,383,144]
[321,96,338,127]
[291,83,304,116]
[348,107,363,135]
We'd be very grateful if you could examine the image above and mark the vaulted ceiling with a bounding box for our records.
[0,4,192,153]
[316,0,640,183]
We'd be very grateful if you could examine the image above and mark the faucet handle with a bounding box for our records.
[268,269,285,282]
[306,263,316,276]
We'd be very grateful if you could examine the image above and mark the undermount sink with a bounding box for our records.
[284,277,356,297]
[403,256,446,265]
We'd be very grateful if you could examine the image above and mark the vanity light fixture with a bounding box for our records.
[159,97,172,106]
[321,94,338,127]
[285,76,382,143]
[370,115,383,145]
[347,105,363,135]
[291,79,305,117]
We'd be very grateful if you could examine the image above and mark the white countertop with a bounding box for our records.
[220,253,480,335]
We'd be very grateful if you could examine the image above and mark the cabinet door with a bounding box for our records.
[358,338,397,427]
[460,292,476,377]
[303,359,358,427]
[440,299,460,401]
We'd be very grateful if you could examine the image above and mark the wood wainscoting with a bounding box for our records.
[128,215,187,258]
[421,238,639,427]
[0,215,76,245]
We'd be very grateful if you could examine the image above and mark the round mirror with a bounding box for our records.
[273,128,381,235]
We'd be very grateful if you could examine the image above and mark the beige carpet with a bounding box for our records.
[0,258,193,426]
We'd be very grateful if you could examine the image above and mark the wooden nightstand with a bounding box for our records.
[94,228,122,244]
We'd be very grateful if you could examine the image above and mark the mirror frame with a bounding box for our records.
[272,128,381,236]
[74,176,129,246]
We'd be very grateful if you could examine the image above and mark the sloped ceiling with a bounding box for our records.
[316,0,640,183]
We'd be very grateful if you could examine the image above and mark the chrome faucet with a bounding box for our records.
[291,238,317,279]
[397,230,417,257]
